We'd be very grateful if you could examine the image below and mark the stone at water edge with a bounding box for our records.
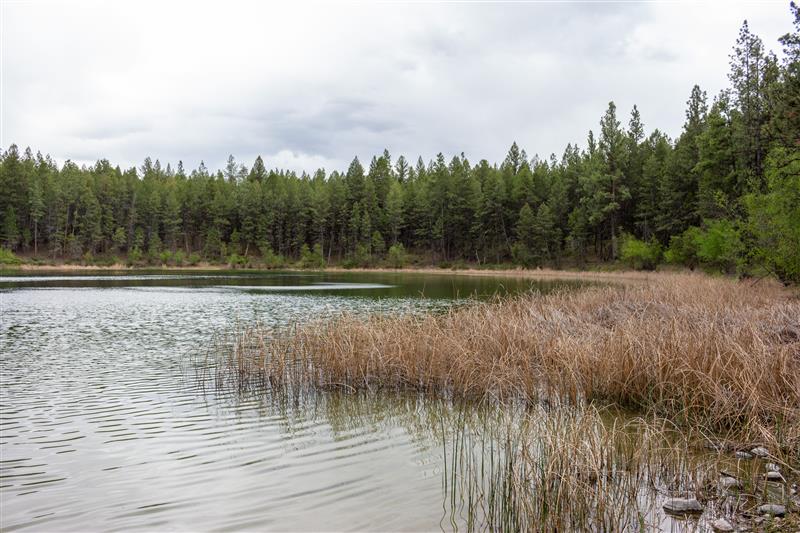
[662,498,704,514]
[736,450,754,460]
[720,475,742,490]
[765,463,780,472]
[765,471,785,482]
[751,446,770,457]
[711,517,734,532]
[757,503,786,516]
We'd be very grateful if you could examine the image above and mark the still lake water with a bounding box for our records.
[0,270,576,531]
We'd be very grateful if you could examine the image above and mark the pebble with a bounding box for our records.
[765,463,780,472]
[757,503,786,516]
[736,450,754,459]
[663,497,703,514]
[711,517,734,532]
[765,471,785,482]
[751,446,770,457]
[720,476,742,490]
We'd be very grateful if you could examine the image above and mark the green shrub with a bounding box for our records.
[159,250,172,265]
[695,219,742,274]
[620,234,662,270]
[0,247,22,265]
[258,244,285,269]
[187,252,201,266]
[227,253,248,269]
[92,255,118,267]
[352,244,372,268]
[664,227,702,269]
[386,243,407,268]
[510,242,535,267]
[173,250,185,266]
[128,247,143,265]
[300,243,325,269]
[745,146,800,284]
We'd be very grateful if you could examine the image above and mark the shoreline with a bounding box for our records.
[3,262,682,284]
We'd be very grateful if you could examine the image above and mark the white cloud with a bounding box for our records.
[2,0,795,174]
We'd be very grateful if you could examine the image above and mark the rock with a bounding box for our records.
[736,450,754,460]
[757,503,786,516]
[663,497,703,514]
[712,517,734,532]
[765,471,785,482]
[751,446,769,457]
[720,475,742,490]
[765,463,780,472]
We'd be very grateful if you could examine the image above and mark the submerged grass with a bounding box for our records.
[206,271,800,529]
[443,403,799,531]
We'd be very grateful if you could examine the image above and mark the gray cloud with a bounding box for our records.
[1,1,794,173]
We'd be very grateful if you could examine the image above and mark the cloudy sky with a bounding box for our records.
[1,0,794,174]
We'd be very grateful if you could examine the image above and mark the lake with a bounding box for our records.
[0,270,582,531]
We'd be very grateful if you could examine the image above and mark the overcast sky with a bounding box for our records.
[1,0,795,174]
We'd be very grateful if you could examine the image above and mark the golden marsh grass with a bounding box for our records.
[207,272,799,529]
[215,273,799,449]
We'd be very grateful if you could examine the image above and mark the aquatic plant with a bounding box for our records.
[213,273,799,453]
[206,272,800,529]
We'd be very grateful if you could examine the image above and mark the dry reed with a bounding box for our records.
[204,272,800,529]
[215,273,799,454]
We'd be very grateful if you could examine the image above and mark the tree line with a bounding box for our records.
[1,5,798,282]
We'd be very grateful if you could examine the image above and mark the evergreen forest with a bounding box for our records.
[1,6,798,282]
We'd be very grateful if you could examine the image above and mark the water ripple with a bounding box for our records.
[0,274,487,531]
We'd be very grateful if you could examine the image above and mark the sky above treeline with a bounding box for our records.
[2,1,795,174]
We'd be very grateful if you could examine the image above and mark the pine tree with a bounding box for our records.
[385,180,404,244]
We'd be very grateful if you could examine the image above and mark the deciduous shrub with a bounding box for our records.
[386,243,407,268]
[620,234,661,270]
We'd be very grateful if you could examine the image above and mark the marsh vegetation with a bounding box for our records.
[209,272,800,530]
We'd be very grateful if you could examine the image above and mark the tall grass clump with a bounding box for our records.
[443,404,724,531]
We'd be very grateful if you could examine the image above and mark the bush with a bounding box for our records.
[745,146,800,284]
[227,253,248,269]
[127,247,143,265]
[386,243,407,268]
[0,247,22,265]
[159,250,172,265]
[258,244,285,269]
[665,221,742,274]
[187,252,201,266]
[173,250,185,266]
[510,242,535,268]
[695,219,742,274]
[664,227,702,269]
[92,255,118,267]
[352,244,373,268]
[300,243,325,269]
[620,234,662,270]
